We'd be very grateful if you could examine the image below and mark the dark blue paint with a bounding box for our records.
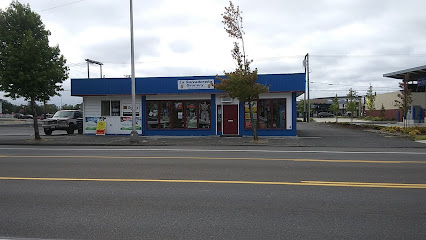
[71,73,305,96]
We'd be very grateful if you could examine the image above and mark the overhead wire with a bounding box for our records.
[37,0,87,12]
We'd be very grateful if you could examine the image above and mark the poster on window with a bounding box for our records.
[120,117,142,130]
[85,117,106,134]
[122,103,140,116]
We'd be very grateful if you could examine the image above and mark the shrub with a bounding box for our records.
[409,130,421,136]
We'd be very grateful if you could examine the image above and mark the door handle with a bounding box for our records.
[228,119,233,122]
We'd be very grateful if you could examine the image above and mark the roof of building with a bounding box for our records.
[383,65,426,80]
[71,73,306,96]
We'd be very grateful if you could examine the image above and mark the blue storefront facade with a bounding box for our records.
[71,73,305,136]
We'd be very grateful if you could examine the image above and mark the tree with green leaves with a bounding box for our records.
[215,1,268,141]
[380,104,386,120]
[346,88,357,122]
[329,94,340,122]
[365,84,376,111]
[394,73,412,128]
[0,1,69,139]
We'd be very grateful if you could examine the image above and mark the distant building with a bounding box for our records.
[367,65,426,123]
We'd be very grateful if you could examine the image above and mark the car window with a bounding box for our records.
[53,111,73,118]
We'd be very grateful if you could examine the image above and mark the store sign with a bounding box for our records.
[178,79,214,90]
[122,103,140,116]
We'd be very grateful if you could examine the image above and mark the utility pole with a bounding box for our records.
[129,0,138,143]
[85,59,103,78]
[304,53,310,122]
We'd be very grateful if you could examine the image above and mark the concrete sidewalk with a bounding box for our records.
[0,122,425,148]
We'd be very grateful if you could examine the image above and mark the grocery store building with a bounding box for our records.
[71,73,305,136]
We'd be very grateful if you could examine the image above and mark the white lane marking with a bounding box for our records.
[0,147,426,155]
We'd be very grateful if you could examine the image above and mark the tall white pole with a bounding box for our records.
[130,0,138,142]
[306,53,310,123]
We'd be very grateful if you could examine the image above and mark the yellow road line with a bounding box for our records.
[0,155,425,164]
[0,177,425,189]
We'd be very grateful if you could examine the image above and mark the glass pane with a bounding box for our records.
[173,102,184,128]
[258,100,271,129]
[272,99,286,128]
[186,101,198,129]
[199,101,211,129]
[217,105,222,132]
[244,101,257,129]
[160,101,171,128]
[111,101,120,116]
[101,101,110,116]
[147,101,159,129]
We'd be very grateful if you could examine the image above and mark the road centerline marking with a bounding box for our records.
[0,177,425,189]
[0,155,425,164]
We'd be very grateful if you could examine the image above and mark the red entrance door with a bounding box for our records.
[223,105,238,135]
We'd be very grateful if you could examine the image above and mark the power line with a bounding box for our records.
[38,0,87,12]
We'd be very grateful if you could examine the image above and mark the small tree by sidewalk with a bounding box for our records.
[394,73,412,129]
[329,94,339,122]
[346,88,357,123]
[215,1,268,141]
[365,84,376,111]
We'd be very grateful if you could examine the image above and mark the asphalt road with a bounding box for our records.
[1,146,425,239]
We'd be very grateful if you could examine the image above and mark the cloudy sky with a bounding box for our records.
[1,0,426,108]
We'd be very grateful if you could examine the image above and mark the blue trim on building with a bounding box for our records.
[71,73,305,96]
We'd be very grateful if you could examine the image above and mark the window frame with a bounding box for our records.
[244,98,287,130]
[101,100,121,116]
[146,100,211,130]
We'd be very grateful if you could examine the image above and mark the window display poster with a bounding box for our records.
[85,117,106,131]
[96,120,106,135]
[120,117,142,130]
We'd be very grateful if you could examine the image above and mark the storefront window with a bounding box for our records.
[147,102,159,129]
[273,99,286,128]
[186,102,197,128]
[146,100,211,130]
[173,102,184,128]
[101,101,110,116]
[199,101,211,128]
[258,100,271,129]
[111,101,120,116]
[101,100,121,116]
[244,99,286,129]
[244,101,257,128]
[160,101,171,128]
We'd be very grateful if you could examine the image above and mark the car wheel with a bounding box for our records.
[67,123,75,134]
[44,129,52,136]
